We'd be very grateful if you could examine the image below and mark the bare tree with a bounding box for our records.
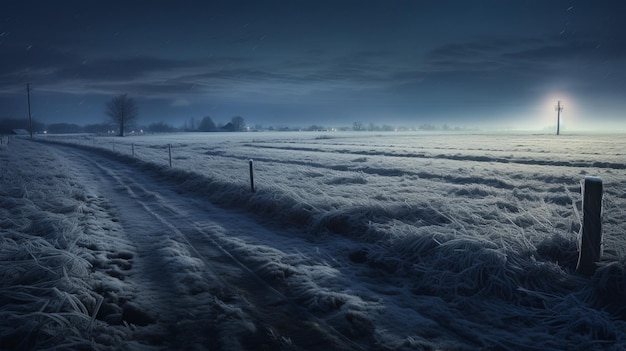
[105,94,138,136]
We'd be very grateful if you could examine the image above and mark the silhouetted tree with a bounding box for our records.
[307,125,326,131]
[105,94,138,136]
[230,116,246,131]
[198,116,216,131]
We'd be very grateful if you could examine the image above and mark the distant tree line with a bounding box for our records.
[2,114,470,136]
[0,115,248,135]
[3,93,252,135]
[0,117,117,134]
[183,116,246,132]
[351,121,471,132]
[0,117,46,134]
[146,121,177,133]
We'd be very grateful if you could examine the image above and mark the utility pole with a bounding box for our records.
[555,100,563,136]
[27,83,33,138]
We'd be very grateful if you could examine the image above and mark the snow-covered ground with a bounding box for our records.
[2,131,626,350]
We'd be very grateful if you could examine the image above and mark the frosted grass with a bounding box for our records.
[0,144,94,350]
[5,131,626,350]
[0,141,140,350]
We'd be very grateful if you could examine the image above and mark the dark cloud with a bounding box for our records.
[1,1,625,130]
[0,45,76,87]
[503,38,610,62]
[55,57,192,81]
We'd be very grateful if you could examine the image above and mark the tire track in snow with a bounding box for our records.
[54,145,368,351]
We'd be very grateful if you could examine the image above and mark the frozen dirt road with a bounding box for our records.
[47,143,378,351]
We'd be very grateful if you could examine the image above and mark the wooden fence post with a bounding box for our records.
[249,159,255,193]
[168,144,172,167]
[576,176,603,276]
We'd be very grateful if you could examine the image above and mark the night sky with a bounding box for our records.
[1,0,625,131]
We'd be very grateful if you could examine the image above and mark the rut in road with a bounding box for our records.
[57,144,371,350]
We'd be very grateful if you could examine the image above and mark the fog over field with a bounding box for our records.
[2,131,626,350]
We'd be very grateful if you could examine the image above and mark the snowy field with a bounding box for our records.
[2,131,626,350]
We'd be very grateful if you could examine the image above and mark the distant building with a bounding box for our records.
[221,122,235,131]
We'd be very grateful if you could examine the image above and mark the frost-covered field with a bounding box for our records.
[2,131,626,350]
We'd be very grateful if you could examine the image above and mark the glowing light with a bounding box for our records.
[539,91,578,131]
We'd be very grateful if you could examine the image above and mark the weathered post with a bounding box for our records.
[132,143,135,157]
[576,176,603,276]
[249,159,255,193]
[168,144,172,167]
